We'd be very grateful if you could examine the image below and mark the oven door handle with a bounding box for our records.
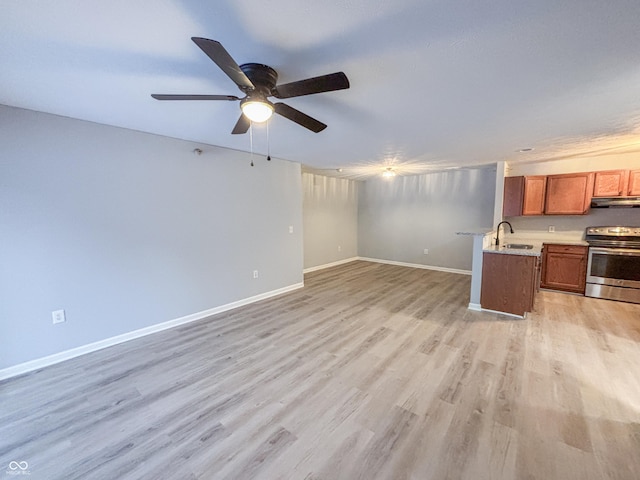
[589,247,640,256]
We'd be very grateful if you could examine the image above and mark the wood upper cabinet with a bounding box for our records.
[502,176,546,216]
[503,169,638,217]
[544,172,594,215]
[523,176,546,215]
[503,176,524,217]
[592,169,640,197]
[540,244,588,294]
[481,252,537,316]
[629,170,640,196]
[593,170,629,197]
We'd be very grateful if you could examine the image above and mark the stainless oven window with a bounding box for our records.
[589,252,640,282]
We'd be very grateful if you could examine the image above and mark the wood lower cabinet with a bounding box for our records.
[540,244,588,294]
[545,172,594,214]
[481,252,537,316]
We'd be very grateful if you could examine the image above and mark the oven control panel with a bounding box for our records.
[586,226,640,236]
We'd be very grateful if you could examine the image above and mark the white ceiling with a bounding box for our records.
[2,0,640,178]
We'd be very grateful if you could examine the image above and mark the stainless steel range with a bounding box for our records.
[585,226,640,304]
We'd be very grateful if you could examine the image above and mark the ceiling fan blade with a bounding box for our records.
[274,103,327,133]
[191,37,254,90]
[273,72,350,99]
[151,94,240,101]
[231,114,250,135]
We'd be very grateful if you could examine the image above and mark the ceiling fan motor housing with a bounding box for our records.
[239,63,278,98]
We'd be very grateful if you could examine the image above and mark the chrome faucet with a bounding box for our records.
[495,221,514,246]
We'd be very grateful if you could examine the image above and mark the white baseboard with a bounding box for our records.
[357,257,471,276]
[479,307,526,319]
[0,282,304,381]
[303,257,359,274]
[470,302,527,318]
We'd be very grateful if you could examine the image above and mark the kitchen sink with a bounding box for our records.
[504,243,534,249]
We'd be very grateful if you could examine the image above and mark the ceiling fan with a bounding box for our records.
[151,37,350,134]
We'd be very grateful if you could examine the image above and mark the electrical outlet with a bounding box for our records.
[289,226,294,234]
[548,225,555,233]
[338,245,342,252]
[52,309,66,324]
[423,249,429,255]
[253,270,259,279]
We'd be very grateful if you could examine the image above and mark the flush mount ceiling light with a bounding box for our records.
[240,98,274,123]
[382,167,396,178]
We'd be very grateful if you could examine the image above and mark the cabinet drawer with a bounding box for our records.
[544,244,587,255]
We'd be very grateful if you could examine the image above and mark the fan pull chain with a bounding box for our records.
[266,119,271,161]
[249,121,254,167]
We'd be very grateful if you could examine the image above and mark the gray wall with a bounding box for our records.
[0,105,303,369]
[358,168,496,271]
[302,173,358,269]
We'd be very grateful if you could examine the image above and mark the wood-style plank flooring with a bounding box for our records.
[1,260,639,479]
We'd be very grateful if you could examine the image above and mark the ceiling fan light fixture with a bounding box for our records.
[241,99,274,123]
[382,167,396,178]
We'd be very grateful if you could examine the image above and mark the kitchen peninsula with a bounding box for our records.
[459,229,589,317]
[480,245,540,317]
[457,229,541,316]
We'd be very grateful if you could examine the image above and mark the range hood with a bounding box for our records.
[591,197,640,208]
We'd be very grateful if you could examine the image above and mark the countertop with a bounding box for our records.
[542,240,589,246]
[483,239,589,257]
[483,244,542,256]
[455,229,493,236]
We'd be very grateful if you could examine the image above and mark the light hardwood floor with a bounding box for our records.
[1,260,639,479]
